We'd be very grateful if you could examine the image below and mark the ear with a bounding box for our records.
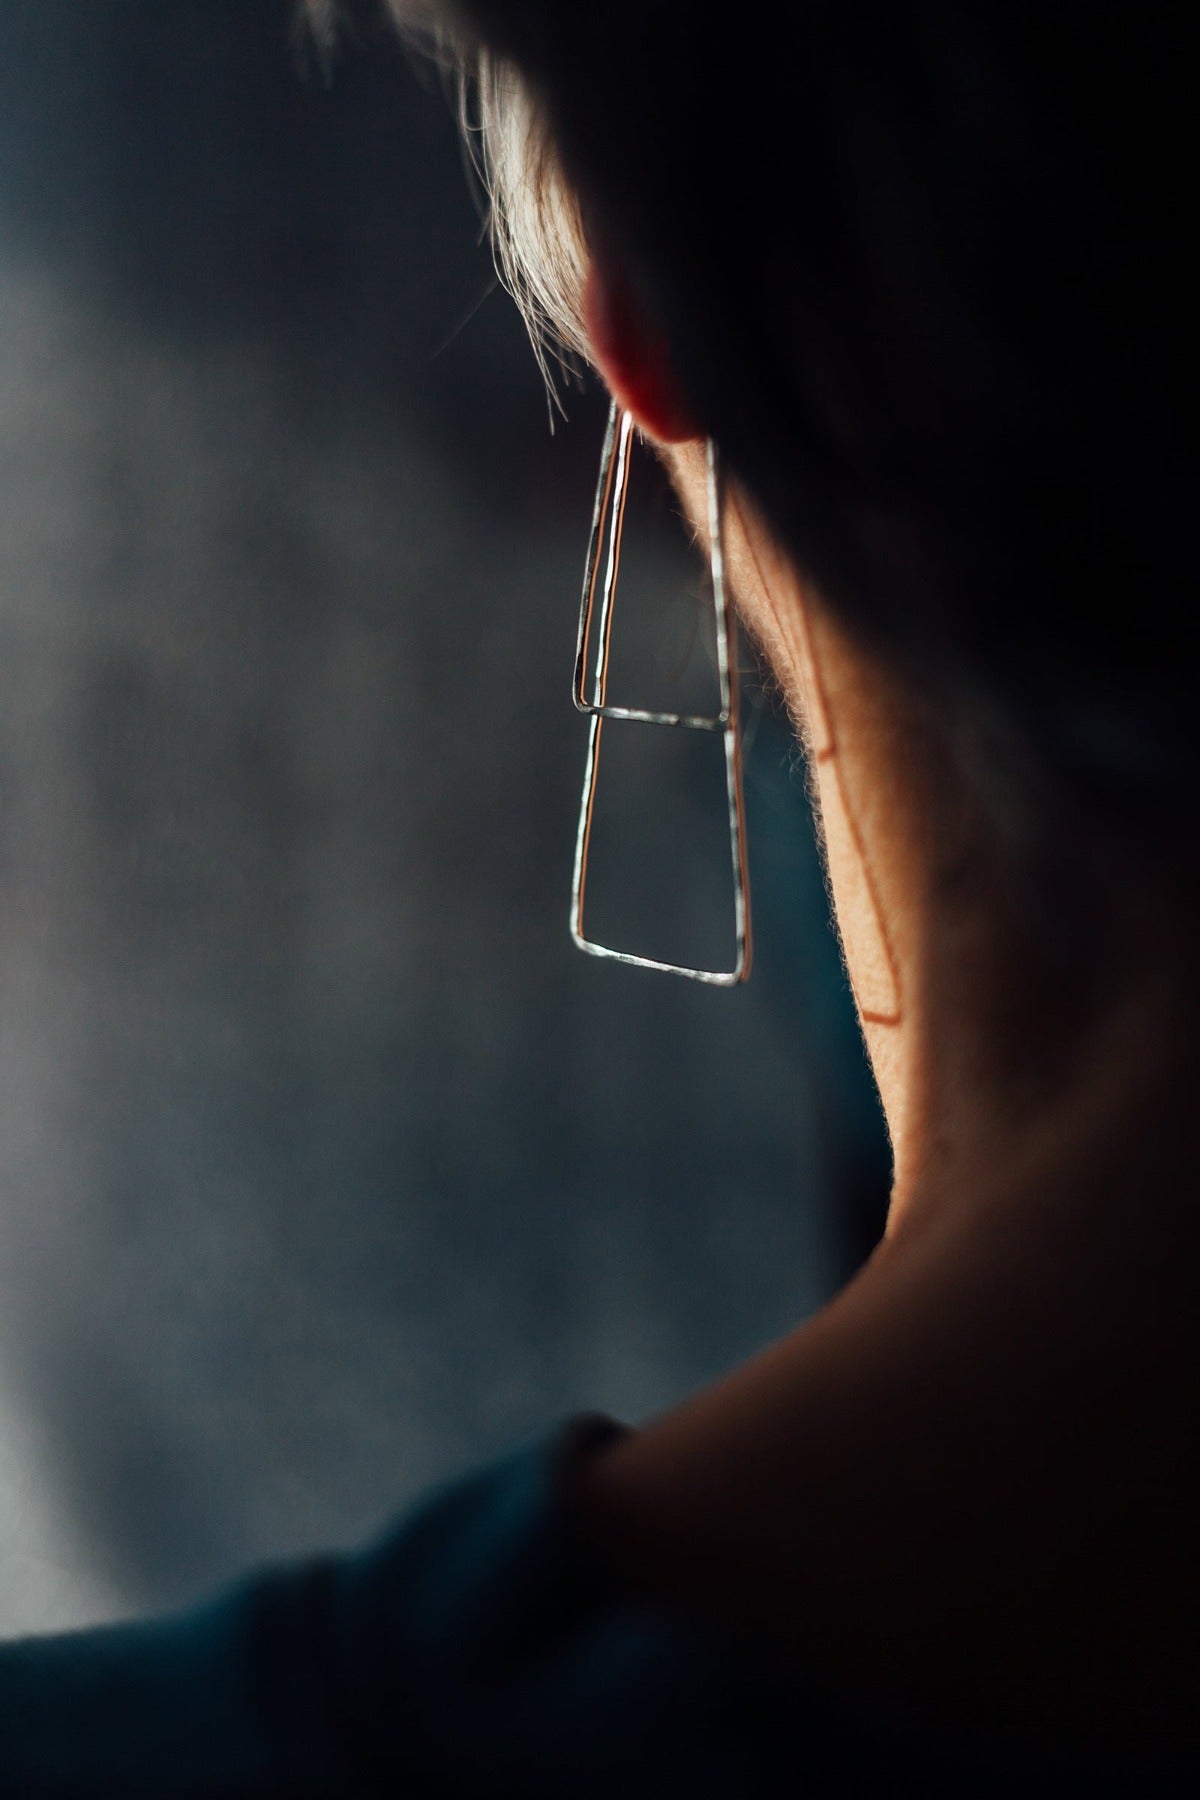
[583,259,701,445]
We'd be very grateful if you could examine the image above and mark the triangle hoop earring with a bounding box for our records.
[569,401,752,985]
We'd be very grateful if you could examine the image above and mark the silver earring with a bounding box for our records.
[569,401,752,985]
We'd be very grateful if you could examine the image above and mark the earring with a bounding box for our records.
[569,401,752,985]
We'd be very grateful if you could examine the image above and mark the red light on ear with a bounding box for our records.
[583,262,699,445]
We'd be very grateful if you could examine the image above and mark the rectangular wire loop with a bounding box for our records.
[569,402,751,985]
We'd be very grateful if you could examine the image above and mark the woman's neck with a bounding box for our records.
[574,459,1200,1750]
[754,559,1200,1244]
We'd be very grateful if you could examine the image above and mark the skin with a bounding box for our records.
[569,262,1200,1752]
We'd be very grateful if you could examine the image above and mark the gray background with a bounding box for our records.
[0,1,887,1634]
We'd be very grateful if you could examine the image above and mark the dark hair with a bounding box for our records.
[453,1,1196,838]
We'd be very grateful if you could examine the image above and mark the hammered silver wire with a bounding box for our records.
[569,402,752,985]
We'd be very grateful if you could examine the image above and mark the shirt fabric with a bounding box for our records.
[0,1415,1189,1796]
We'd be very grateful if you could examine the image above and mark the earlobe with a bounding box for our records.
[583,261,700,446]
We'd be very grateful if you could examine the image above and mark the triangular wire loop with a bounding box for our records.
[569,401,752,985]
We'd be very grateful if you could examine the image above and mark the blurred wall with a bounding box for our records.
[0,1,887,1633]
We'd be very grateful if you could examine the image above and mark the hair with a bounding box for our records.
[335,3,1198,852]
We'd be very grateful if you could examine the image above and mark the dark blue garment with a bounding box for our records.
[0,1416,1190,1796]
[0,1417,793,1797]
